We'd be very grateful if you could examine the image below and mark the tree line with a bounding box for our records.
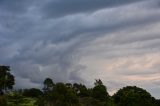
[0,65,160,106]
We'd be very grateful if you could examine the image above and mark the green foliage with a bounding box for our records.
[80,97,105,106]
[150,97,160,106]
[73,83,90,97]
[154,99,160,106]
[0,67,158,106]
[0,95,7,106]
[92,85,108,101]
[37,81,80,106]
[113,86,155,106]
[0,65,15,94]
[52,83,80,106]
[36,78,159,106]
[92,79,109,101]
[7,91,37,106]
[43,78,55,92]
[94,79,103,86]
[23,88,43,98]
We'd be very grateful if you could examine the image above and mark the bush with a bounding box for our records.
[23,88,43,98]
[0,96,7,106]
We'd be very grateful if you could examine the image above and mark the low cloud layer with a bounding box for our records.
[42,0,145,18]
[0,0,160,98]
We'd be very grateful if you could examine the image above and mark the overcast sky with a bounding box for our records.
[0,0,160,98]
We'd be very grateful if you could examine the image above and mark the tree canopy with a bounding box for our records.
[92,79,109,101]
[43,78,55,92]
[113,86,155,106]
[0,65,160,106]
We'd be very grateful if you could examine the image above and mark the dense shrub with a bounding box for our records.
[23,88,43,98]
[0,96,7,106]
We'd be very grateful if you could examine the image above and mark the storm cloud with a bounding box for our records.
[42,0,146,18]
[0,0,160,98]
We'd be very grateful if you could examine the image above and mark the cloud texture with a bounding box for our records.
[0,0,160,98]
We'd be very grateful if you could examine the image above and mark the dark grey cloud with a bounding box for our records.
[42,0,146,18]
[0,0,33,13]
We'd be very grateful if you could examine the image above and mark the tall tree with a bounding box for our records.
[92,79,108,101]
[43,78,54,92]
[0,65,15,95]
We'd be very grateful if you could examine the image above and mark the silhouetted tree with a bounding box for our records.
[92,79,109,101]
[65,83,72,88]
[0,65,15,95]
[43,78,54,92]
[154,99,160,106]
[94,79,103,86]
[53,83,80,106]
[73,83,89,97]
[39,79,80,106]
[113,86,155,106]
